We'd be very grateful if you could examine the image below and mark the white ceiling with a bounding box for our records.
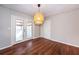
[1,4,79,17]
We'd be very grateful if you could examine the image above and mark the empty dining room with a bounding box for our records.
[0,4,79,55]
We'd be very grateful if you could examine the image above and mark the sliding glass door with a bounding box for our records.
[26,24,32,38]
[16,20,24,41]
[11,15,32,45]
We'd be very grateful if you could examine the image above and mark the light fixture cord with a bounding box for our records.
[38,4,40,12]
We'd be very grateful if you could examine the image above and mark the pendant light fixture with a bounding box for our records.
[34,4,44,25]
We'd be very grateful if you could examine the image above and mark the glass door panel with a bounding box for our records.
[16,19,23,42]
[26,25,32,38]
[16,25,23,41]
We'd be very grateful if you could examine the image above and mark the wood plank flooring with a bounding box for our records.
[0,37,79,55]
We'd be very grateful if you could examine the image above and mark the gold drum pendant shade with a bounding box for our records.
[34,12,44,25]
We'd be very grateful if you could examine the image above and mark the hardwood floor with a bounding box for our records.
[0,37,79,55]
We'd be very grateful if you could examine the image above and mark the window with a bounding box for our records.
[16,19,24,41]
[26,23,32,38]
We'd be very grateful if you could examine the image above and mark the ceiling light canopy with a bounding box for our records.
[34,4,44,25]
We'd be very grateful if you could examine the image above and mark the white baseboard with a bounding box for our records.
[0,45,12,50]
[1,36,79,50]
[32,36,41,39]
[0,37,40,50]
[42,37,79,48]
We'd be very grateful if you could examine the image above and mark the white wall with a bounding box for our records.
[0,6,11,49]
[41,9,79,47]
[0,6,40,50]
[40,18,51,39]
